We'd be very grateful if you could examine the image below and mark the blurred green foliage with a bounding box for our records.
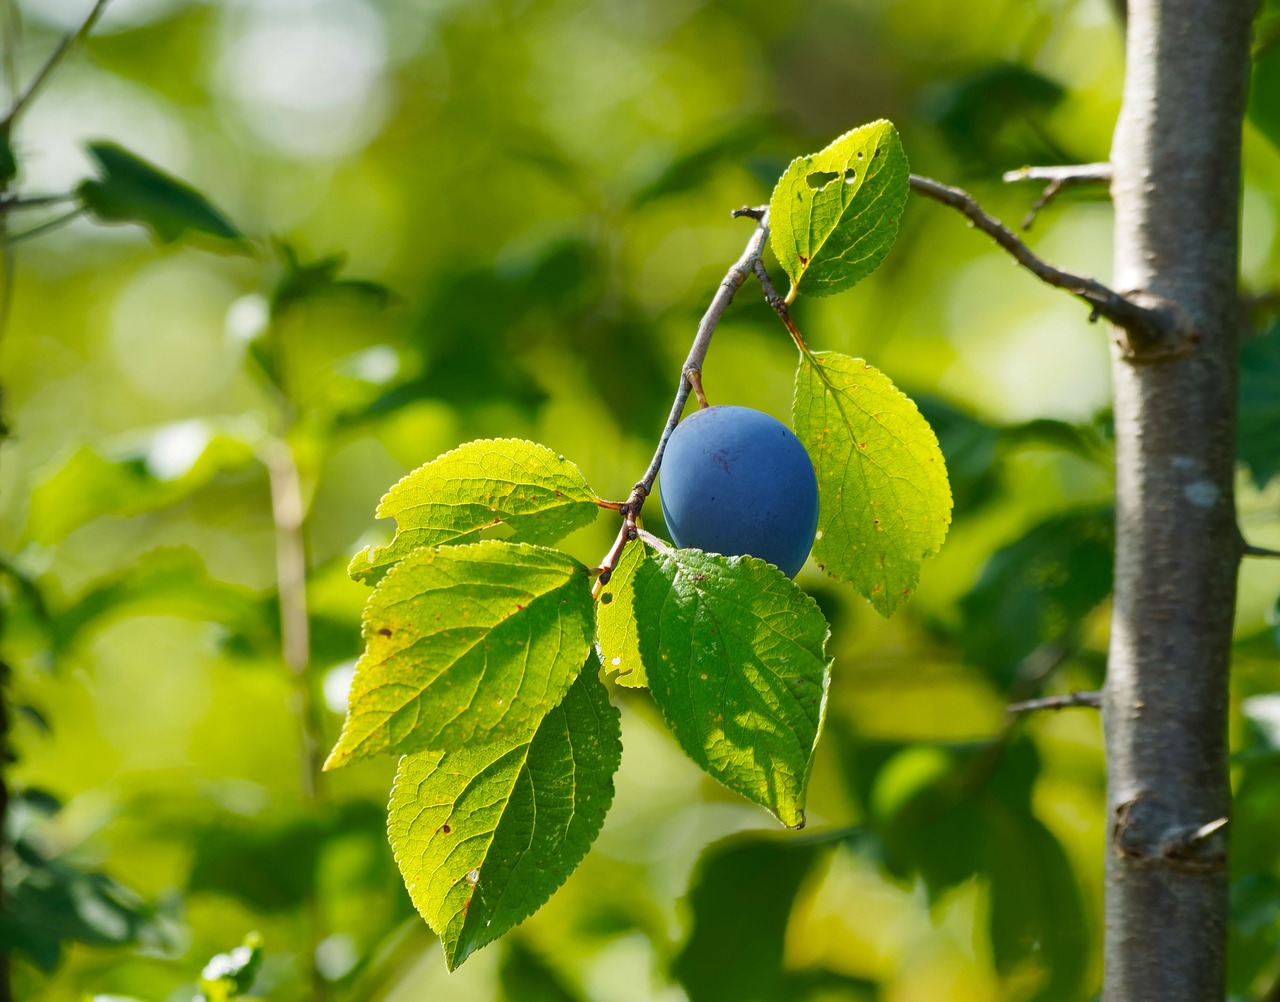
[0,0,1277,1000]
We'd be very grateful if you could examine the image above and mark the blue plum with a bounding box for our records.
[658,405,819,577]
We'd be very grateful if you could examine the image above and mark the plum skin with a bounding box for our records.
[658,405,819,578]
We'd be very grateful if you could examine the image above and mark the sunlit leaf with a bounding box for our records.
[349,440,601,584]
[27,434,257,544]
[768,120,909,298]
[198,933,263,1001]
[793,352,952,616]
[595,538,648,687]
[52,547,267,655]
[632,549,830,828]
[77,142,245,246]
[326,540,595,770]
[389,665,620,970]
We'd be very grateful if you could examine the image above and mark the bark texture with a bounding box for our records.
[1104,1,1253,998]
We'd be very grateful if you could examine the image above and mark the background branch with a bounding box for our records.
[1002,162,1113,230]
[908,173,1169,343]
[4,0,110,126]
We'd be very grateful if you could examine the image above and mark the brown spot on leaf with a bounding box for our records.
[377,628,393,637]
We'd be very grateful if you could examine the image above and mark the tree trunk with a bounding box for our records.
[1104,1,1253,999]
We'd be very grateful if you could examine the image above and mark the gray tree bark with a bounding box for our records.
[1104,1,1254,998]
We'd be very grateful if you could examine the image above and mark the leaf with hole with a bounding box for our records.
[349,439,602,583]
[632,549,831,828]
[389,664,620,970]
[768,120,909,298]
[595,539,649,687]
[325,540,595,770]
[77,142,244,246]
[793,352,951,616]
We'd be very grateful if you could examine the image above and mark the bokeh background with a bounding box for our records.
[4,0,1280,999]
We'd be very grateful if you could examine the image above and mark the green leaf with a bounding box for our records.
[77,142,245,246]
[349,440,602,584]
[671,833,825,1002]
[959,507,1113,686]
[793,352,952,616]
[985,805,1089,1002]
[499,939,587,1002]
[271,241,395,318]
[51,547,268,655]
[595,539,648,687]
[768,120,909,298]
[199,932,264,1001]
[28,432,257,544]
[632,549,831,828]
[0,123,17,186]
[388,664,620,970]
[326,540,595,770]
[1240,319,1280,488]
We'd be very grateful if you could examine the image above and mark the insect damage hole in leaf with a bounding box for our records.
[388,663,621,970]
[325,539,595,770]
[769,119,909,298]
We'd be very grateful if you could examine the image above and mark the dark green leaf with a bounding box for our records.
[77,141,245,246]
[632,549,831,828]
[1240,320,1280,488]
[671,833,825,1002]
[959,507,1114,686]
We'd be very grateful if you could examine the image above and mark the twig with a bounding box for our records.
[4,206,83,244]
[908,173,1171,344]
[0,192,75,211]
[1002,162,1112,230]
[1241,541,1280,559]
[4,0,112,127]
[1007,690,1102,714]
[593,207,771,583]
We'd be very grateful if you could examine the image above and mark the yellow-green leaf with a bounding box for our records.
[794,351,952,616]
[595,538,648,687]
[632,549,831,828]
[349,439,601,583]
[389,664,620,970]
[325,540,594,770]
[768,120,909,298]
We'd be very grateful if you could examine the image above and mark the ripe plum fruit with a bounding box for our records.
[658,405,819,578]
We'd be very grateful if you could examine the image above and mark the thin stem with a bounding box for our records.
[2,0,17,108]
[592,208,770,583]
[1007,690,1103,714]
[908,173,1171,345]
[0,192,76,211]
[5,205,83,244]
[751,257,812,357]
[1241,541,1280,559]
[4,0,112,127]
